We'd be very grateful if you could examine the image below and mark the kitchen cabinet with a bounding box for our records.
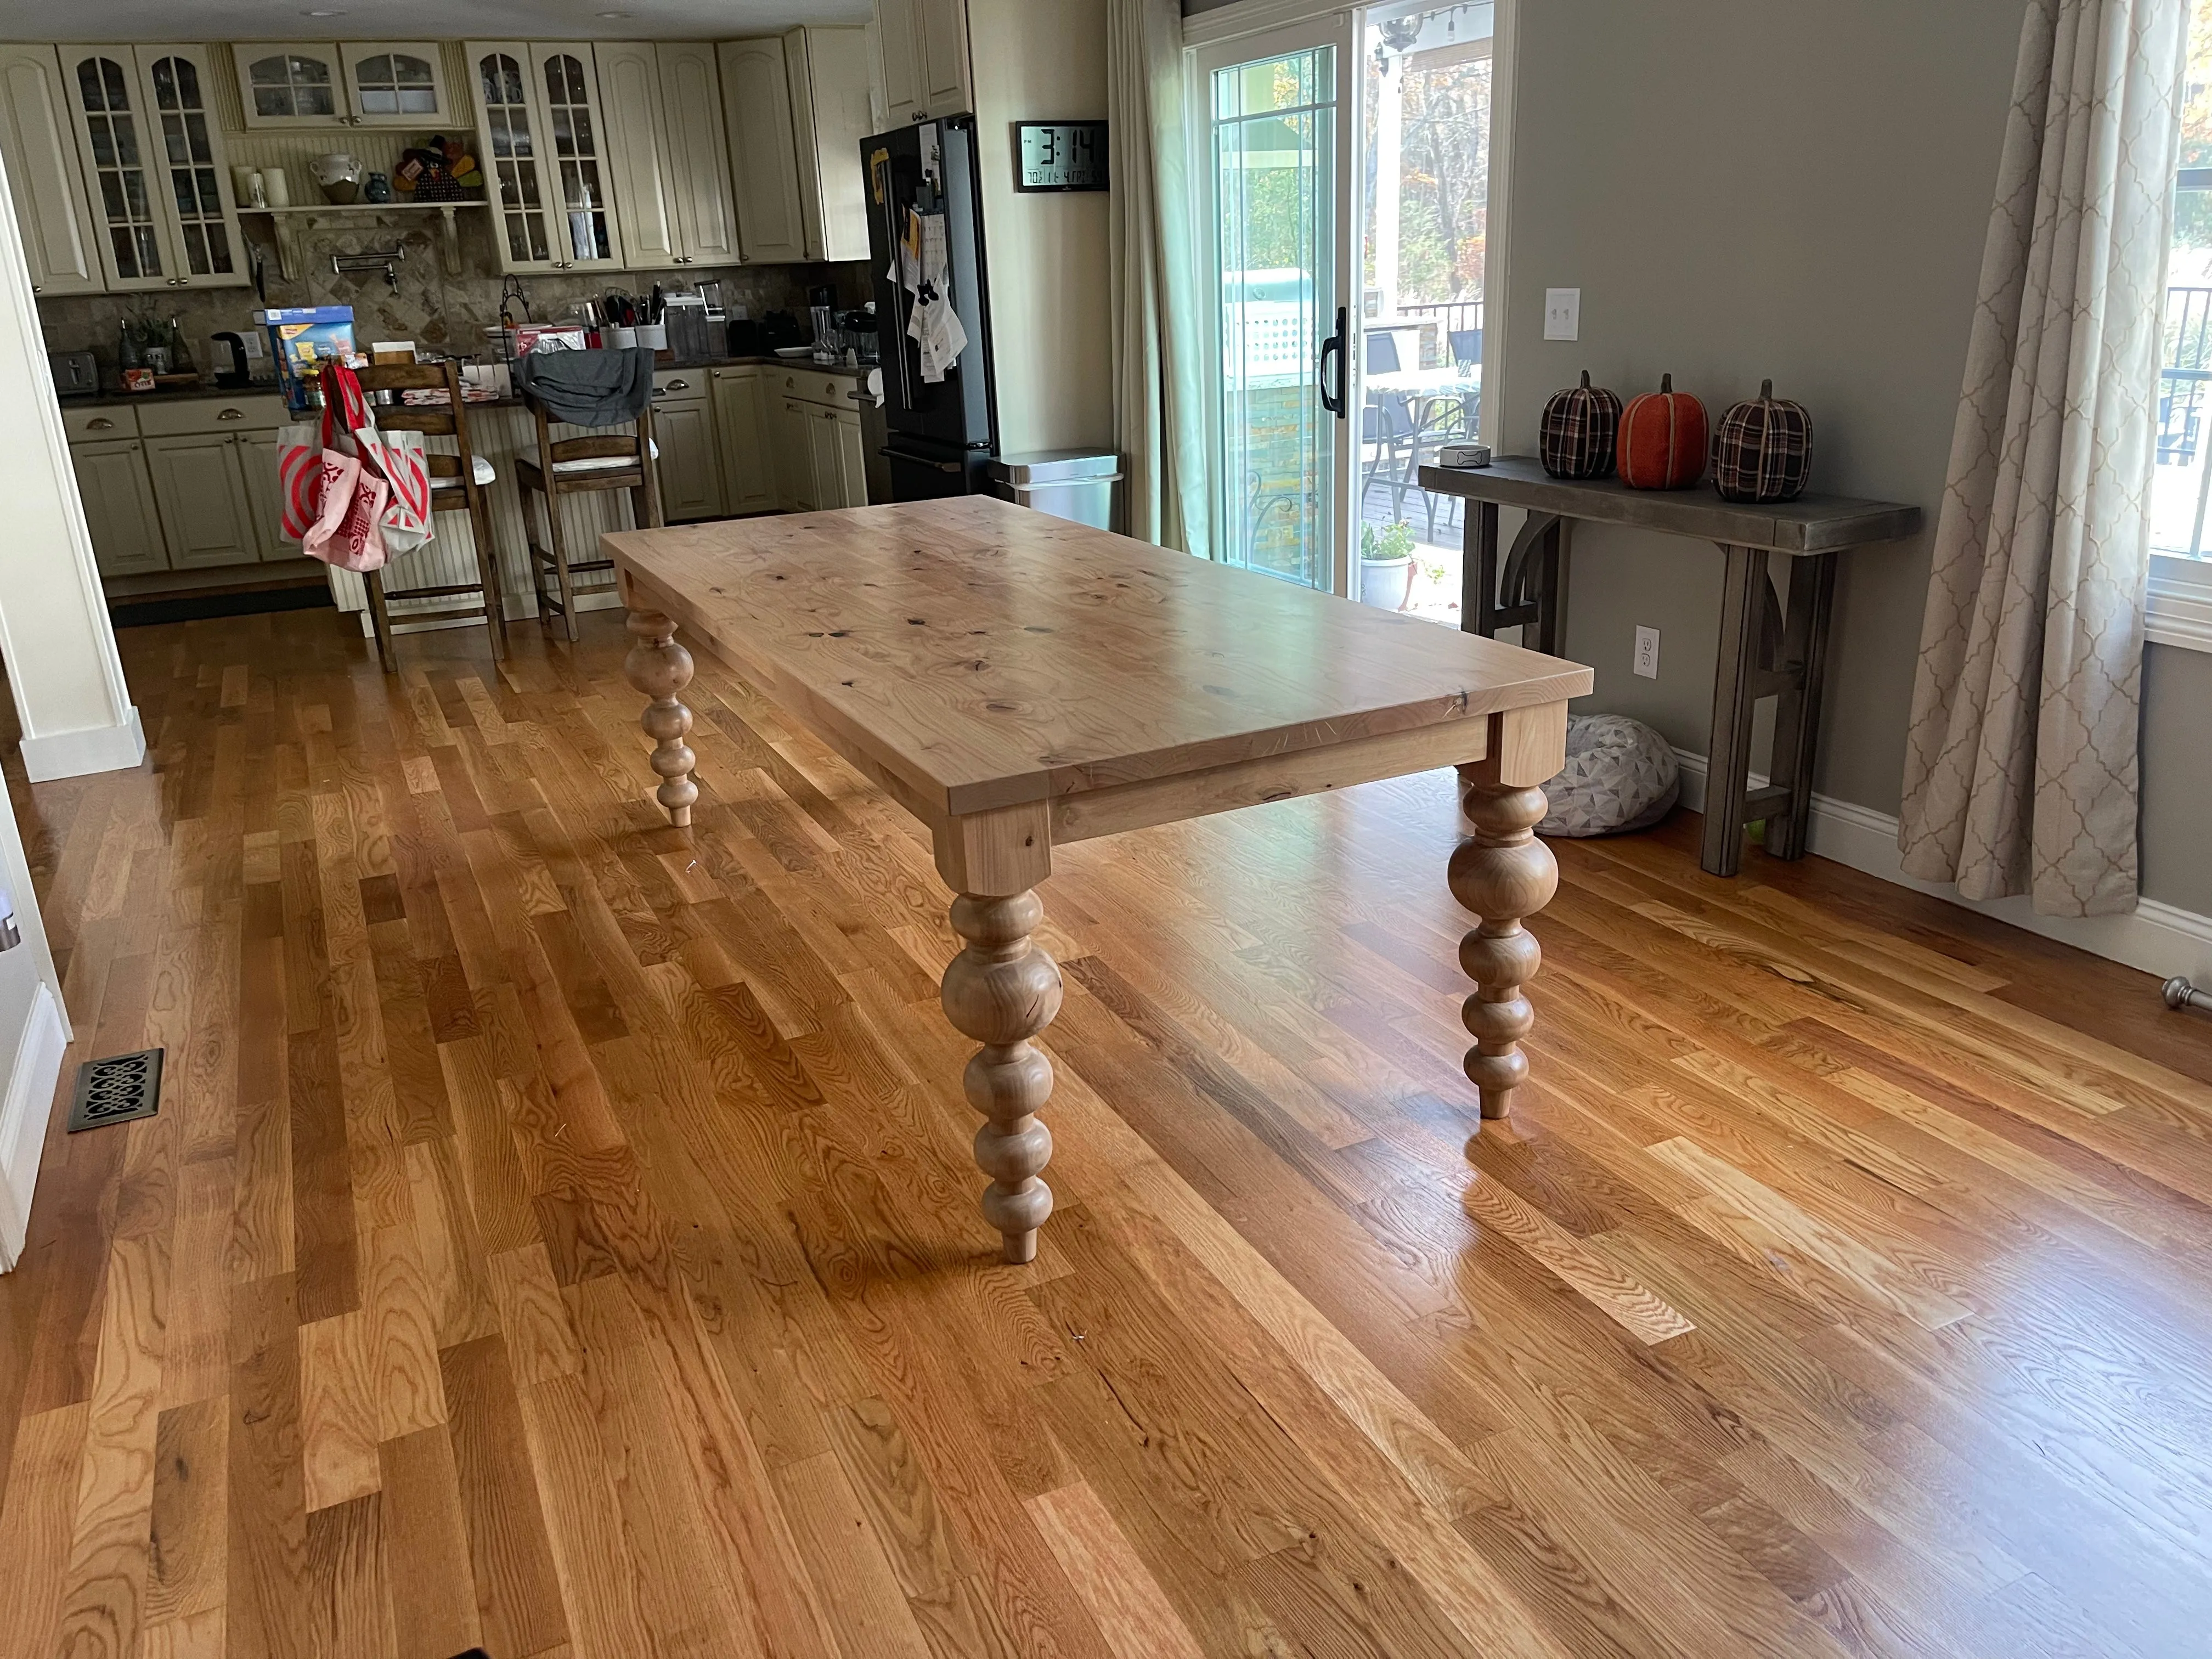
[807,405,869,511]
[145,431,259,568]
[651,372,724,522]
[466,42,624,275]
[59,43,247,290]
[0,46,102,296]
[70,439,167,577]
[772,398,817,512]
[783,28,873,263]
[712,368,775,515]
[231,42,451,129]
[236,427,287,561]
[719,38,808,265]
[597,42,737,271]
[874,0,971,125]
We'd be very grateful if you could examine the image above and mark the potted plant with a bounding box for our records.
[1360,520,1418,610]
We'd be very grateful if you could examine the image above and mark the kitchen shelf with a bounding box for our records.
[240,199,488,281]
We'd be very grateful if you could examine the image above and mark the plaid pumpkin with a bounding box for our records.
[1539,371,1621,479]
[1711,379,1812,502]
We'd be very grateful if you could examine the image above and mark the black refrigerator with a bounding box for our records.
[862,116,999,500]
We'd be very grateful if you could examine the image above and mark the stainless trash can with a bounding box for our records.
[986,449,1124,531]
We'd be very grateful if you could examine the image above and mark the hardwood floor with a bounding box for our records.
[3,605,2212,1659]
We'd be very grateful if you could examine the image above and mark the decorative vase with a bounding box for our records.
[1711,379,1812,502]
[363,171,392,204]
[1538,370,1622,479]
[312,151,364,205]
[1618,374,1708,490]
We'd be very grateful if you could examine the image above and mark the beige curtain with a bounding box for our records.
[1107,0,1209,556]
[1899,0,2185,916]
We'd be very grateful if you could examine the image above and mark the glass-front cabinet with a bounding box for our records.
[467,41,623,274]
[232,41,451,128]
[59,43,244,290]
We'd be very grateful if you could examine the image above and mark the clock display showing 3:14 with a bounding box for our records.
[1014,121,1109,193]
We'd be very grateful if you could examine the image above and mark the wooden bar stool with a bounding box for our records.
[516,393,662,641]
[350,359,507,673]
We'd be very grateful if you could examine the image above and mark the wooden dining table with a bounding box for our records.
[604,497,1593,1263]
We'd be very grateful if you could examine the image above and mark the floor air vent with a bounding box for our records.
[65,1047,163,1133]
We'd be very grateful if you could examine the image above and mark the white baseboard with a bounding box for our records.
[0,983,67,1271]
[1672,748,2212,985]
[18,706,145,783]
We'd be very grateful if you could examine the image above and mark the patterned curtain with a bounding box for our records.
[1898,0,2186,916]
[1107,0,1209,556]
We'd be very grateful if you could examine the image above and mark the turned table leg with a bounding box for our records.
[1449,711,1564,1123]
[940,890,1062,1263]
[624,610,698,827]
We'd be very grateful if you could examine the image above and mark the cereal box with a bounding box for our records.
[254,306,356,412]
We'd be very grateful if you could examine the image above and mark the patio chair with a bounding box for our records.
[1366,331,1403,375]
[1449,328,1482,374]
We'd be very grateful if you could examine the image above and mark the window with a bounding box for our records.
[2152,0,2212,647]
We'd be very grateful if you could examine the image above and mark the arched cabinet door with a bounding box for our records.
[468,41,627,275]
[339,43,450,127]
[60,42,244,290]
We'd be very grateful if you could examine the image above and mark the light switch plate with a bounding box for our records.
[1633,624,1660,679]
[1544,287,1581,342]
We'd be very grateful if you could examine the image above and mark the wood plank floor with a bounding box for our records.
[4,606,2212,1659]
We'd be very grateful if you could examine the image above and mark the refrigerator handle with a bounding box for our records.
[1318,306,1348,419]
[879,185,916,411]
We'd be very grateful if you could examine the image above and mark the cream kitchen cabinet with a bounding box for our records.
[719,38,808,265]
[874,0,971,125]
[237,427,287,560]
[0,46,103,296]
[467,42,624,274]
[71,438,167,577]
[59,44,247,291]
[596,42,738,271]
[806,405,868,511]
[145,431,259,568]
[711,367,775,515]
[232,42,452,129]
[783,29,874,263]
[767,371,870,513]
[650,370,724,522]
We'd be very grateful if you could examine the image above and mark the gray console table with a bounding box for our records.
[1417,456,1921,876]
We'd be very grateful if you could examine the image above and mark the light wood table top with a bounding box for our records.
[606,495,1590,1262]
[605,496,1589,822]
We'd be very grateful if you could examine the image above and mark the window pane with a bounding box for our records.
[2155,0,2212,556]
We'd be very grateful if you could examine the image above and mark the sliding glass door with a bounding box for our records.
[1197,19,1356,594]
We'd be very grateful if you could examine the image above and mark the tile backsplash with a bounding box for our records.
[37,209,872,385]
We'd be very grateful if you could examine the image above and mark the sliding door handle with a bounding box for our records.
[1318,304,1347,418]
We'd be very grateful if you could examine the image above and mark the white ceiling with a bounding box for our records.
[0,0,871,43]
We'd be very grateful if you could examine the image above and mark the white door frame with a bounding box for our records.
[1184,0,1517,591]
[1189,10,1359,595]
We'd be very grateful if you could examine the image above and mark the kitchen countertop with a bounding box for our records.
[59,354,877,409]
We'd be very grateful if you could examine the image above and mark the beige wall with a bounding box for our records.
[968,0,1114,453]
[1491,0,2209,915]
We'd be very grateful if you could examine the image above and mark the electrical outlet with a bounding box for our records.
[1633,624,1660,679]
[1543,287,1580,341]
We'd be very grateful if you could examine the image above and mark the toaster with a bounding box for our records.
[48,349,98,398]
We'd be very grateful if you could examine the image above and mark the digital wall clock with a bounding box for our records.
[1013,121,1109,192]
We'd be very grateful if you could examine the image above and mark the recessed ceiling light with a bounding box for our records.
[598,9,633,15]
[301,8,346,14]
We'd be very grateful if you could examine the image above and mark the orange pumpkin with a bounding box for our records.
[1618,374,1708,490]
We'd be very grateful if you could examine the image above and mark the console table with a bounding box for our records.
[1418,458,1921,877]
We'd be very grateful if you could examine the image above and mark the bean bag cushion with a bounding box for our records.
[1536,714,1679,837]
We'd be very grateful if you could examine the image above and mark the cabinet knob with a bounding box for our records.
[87,417,115,431]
